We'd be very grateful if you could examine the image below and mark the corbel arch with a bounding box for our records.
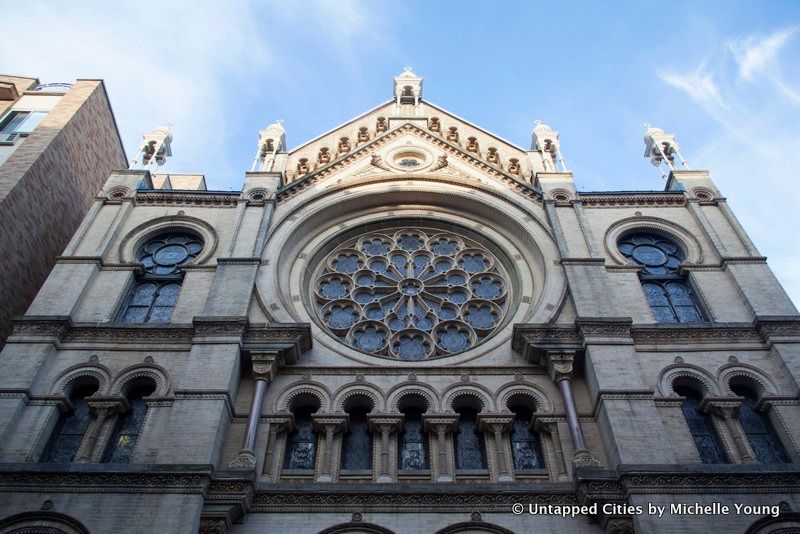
[50,363,111,396]
[274,381,333,413]
[658,364,721,397]
[496,382,554,414]
[717,363,780,397]
[332,382,385,412]
[442,384,494,412]
[110,363,171,397]
[385,382,440,412]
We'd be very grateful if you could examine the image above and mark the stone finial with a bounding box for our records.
[393,67,423,113]
[253,120,286,171]
[532,120,567,172]
[643,124,690,177]
[133,124,173,168]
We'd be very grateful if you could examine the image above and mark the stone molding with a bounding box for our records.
[0,468,212,494]
[135,191,239,207]
[577,192,686,208]
[8,316,312,355]
[276,123,541,203]
[512,318,800,364]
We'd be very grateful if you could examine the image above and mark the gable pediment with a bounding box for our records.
[277,122,540,203]
[283,100,534,185]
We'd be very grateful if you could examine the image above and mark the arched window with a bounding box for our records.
[618,232,704,323]
[509,405,544,470]
[341,406,373,471]
[101,384,155,463]
[675,385,727,464]
[731,384,790,463]
[118,232,202,323]
[41,385,97,463]
[454,406,486,470]
[398,406,429,471]
[283,406,318,471]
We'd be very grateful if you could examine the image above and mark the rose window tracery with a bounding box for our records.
[312,227,510,360]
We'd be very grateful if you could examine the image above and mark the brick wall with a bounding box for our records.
[0,79,126,345]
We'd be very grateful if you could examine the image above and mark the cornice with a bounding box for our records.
[0,467,212,494]
[8,316,313,355]
[513,318,800,364]
[135,191,239,207]
[578,192,686,208]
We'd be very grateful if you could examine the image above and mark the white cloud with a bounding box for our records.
[658,65,728,111]
[728,26,797,80]
[658,27,800,307]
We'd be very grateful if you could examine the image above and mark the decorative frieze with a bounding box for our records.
[135,191,239,207]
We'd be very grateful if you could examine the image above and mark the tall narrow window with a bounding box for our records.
[101,385,155,463]
[454,407,486,470]
[509,406,544,470]
[119,232,202,324]
[341,407,373,471]
[41,385,97,463]
[618,233,704,323]
[398,407,429,471]
[675,386,727,464]
[283,407,318,471]
[732,385,790,463]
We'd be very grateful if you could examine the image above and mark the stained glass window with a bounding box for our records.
[675,386,727,464]
[101,385,155,463]
[313,227,509,360]
[341,407,373,471]
[618,233,704,323]
[41,385,97,463]
[119,232,202,324]
[731,385,790,464]
[509,406,543,470]
[398,408,429,471]
[454,407,487,470]
[283,407,317,470]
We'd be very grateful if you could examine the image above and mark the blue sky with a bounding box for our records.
[2,1,799,306]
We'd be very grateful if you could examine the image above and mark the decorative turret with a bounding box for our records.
[393,67,423,116]
[132,124,173,168]
[253,120,286,171]
[532,121,568,172]
[643,124,690,179]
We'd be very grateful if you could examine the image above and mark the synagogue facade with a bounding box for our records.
[0,69,799,534]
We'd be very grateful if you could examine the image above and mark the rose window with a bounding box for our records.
[313,227,510,360]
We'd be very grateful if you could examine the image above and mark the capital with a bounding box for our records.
[251,351,282,381]
[544,351,576,382]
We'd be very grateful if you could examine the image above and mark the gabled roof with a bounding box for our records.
[288,99,528,156]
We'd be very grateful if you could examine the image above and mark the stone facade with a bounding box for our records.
[0,76,127,347]
[0,70,798,534]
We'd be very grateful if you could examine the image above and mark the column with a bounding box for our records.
[477,414,514,482]
[230,351,281,470]
[545,351,600,468]
[423,415,458,482]
[534,417,569,481]
[368,414,402,483]
[311,415,347,482]
[703,399,756,463]
[74,398,127,462]
[262,415,293,481]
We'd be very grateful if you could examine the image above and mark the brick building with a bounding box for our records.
[0,69,799,533]
[0,75,127,347]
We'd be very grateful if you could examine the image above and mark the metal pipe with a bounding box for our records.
[241,378,268,453]
[558,378,587,451]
